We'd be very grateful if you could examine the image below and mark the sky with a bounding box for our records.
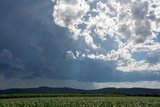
[0,0,160,89]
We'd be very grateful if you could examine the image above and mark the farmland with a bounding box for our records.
[0,96,160,107]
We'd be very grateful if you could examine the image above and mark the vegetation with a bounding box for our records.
[0,94,125,99]
[0,97,160,107]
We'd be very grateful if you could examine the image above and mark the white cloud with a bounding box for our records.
[53,0,160,72]
[51,0,56,2]
[82,32,98,49]
[66,51,76,60]
[117,60,160,72]
[53,0,90,40]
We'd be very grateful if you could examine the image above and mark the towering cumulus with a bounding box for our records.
[53,0,160,72]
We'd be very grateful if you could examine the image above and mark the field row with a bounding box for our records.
[0,94,126,99]
[0,97,160,107]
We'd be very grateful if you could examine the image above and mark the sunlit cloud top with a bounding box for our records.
[53,0,160,72]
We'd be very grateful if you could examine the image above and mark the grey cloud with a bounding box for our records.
[0,49,12,69]
[0,49,26,79]
[131,1,149,19]
[119,0,131,4]
[12,58,25,72]
[147,51,160,64]
[134,19,152,44]
[118,24,131,37]
[130,1,153,44]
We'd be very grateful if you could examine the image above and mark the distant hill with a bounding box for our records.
[1,87,160,96]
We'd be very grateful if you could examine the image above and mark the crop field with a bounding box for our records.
[0,96,160,107]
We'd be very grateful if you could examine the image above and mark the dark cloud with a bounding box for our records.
[0,0,69,79]
[0,49,25,78]
[0,49,12,70]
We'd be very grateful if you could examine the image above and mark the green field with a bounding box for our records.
[0,96,160,107]
[0,94,126,99]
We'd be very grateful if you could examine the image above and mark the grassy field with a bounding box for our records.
[0,96,160,107]
[0,94,126,99]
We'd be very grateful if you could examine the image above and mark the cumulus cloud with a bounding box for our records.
[117,60,160,72]
[53,0,160,72]
[53,0,90,39]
